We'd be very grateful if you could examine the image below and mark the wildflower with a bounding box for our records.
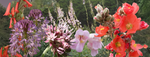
[3,3,11,16]
[110,35,125,52]
[143,44,148,49]
[109,53,113,57]
[131,40,143,56]
[115,52,126,57]
[138,21,149,30]
[123,3,139,14]
[119,14,141,34]
[105,43,113,52]
[129,51,139,57]
[15,2,19,13]
[23,0,32,7]
[87,33,103,56]
[95,25,109,37]
[71,29,89,52]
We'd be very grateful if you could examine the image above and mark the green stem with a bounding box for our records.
[84,4,89,28]
[41,46,51,57]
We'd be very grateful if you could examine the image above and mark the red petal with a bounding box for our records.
[9,18,13,28]
[3,3,11,16]
[24,0,32,7]
[0,47,2,57]
[132,2,139,14]
[13,18,17,24]
[143,44,148,49]
[136,44,143,49]
[11,7,15,17]
[15,2,19,13]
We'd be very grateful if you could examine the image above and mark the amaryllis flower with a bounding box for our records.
[119,14,141,34]
[71,29,89,52]
[9,19,41,57]
[138,21,149,30]
[95,25,109,37]
[123,2,139,14]
[87,33,103,56]
[110,35,125,52]
[131,40,143,56]
[23,0,32,7]
[3,3,11,16]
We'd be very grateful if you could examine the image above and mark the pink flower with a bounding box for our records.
[87,33,103,56]
[109,53,113,57]
[138,21,149,30]
[70,29,89,52]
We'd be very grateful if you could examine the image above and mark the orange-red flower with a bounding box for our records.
[115,52,126,57]
[15,2,19,13]
[143,44,148,49]
[129,51,139,57]
[9,18,13,28]
[3,3,11,16]
[131,40,143,56]
[123,3,139,14]
[138,21,149,30]
[95,25,109,37]
[110,35,125,52]
[119,14,141,34]
[11,7,15,17]
[23,0,32,7]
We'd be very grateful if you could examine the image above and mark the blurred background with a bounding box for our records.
[0,0,150,57]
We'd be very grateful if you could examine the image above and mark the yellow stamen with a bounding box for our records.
[116,19,120,22]
[133,44,137,47]
[128,7,130,9]
[117,53,121,55]
[126,23,132,30]
[80,40,84,43]
[100,28,104,30]
[115,42,121,47]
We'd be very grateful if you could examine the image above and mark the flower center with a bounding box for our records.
[100,27,104,30]
[116,53,121,55]
[126,23,132,29]
[133,44,137,47]
[116,19,120,22]
[128,7,130,9]
[115,42,121,47]
[79,35,84,43]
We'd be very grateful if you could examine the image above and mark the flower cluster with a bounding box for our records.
[9,19,41,57]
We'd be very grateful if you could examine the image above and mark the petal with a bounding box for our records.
[132,2,139,14]
[137,50,143,56]
[91,49,98,56]
[92,41,100,50]
[136,44,143,49]
[44,40,49,43]
[143,44,148,49]
[70,39,78,50]
[83,30,90,37]
[0,47,2,57]
[76,42,85,52]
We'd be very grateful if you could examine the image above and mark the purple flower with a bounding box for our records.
[71,29,89,52]
[9,19,41,57]
[28,9,44,21]
[87,33,103,56]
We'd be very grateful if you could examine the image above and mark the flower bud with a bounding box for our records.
[103,8,109,15]
[95,4,103,13]
[106,15,112,21]
[138,21,149,30]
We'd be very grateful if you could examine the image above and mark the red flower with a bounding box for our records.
[110,35,125,52]
[3,3,11,16]
[9,18,13,28]
[114,30,120,35]
[95,25,109,37]
[11,7,15,17]
[115,52,126,57]
[138,21,149,30]
[131,40,143,56]
[15,2,19,13]
[105,43,113,52]
[119,14,141,34]
[143,44,148,49]
[123,3,139,14]
[23,0,32,7]
[129,51,139,57]
[113,7,123,28]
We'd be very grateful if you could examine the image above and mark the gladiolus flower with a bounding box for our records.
[119,14,141,34]
[138,21,149,30]
[143,44,148,49]
[87,33,103,56]
[131,40,143,56]
[23,0,32,7]
[110,35,125,52]
[3,3,11,16]
[123,3,139,14]
[95,25,109,37]
[15,2,19,13]
[71,29,89,52]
